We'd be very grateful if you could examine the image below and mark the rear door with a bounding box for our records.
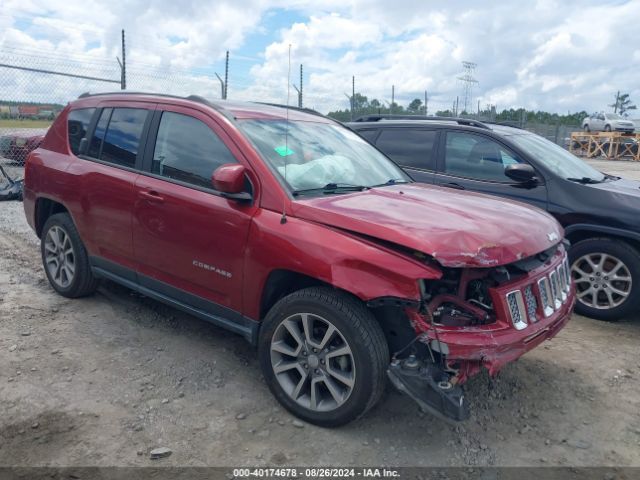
[433,130,548,210]
[132,104,256,315]
[67,103,153,275]
[372,127,439,184]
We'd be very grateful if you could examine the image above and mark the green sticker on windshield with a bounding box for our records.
[274,145,294,157]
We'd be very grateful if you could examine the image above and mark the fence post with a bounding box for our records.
[120,29,126,90]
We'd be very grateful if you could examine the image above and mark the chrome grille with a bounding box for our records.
[505,252,569,329]
[506,290,528,330]
[557,264,568,302]
[523,285,538,322]
[563,257,571,292]
[549,271,562,309]
[537,277,554,317]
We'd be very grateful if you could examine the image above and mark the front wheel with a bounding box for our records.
[258,287,389,427]
[604,124,612,132]
[583,125,590,132]
[570,238,640,321]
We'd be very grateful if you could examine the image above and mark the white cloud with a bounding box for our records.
[1,0,639,116]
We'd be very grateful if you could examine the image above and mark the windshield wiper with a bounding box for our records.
[292,183,369,196]
[566,177,604,184]
[370,178,410,188]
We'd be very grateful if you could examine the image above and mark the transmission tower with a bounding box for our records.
[457,61,478,114]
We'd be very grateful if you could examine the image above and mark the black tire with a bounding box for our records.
[604,124,612,132]
[584,124,590,132]
[41,212,99,298]
[258,287,389,427]
[569,238,640,321]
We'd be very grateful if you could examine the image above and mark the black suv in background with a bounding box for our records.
[348,115,640,321]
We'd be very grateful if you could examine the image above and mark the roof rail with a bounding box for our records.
[253,102,326,119]
[352,114,490,130]
[77,91,213,108]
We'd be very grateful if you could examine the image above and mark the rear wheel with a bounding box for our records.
[570,238,640,321]
[41,213,99,298]
[604,124,612,132]
[584,124,590,132]
[258,287,388,427]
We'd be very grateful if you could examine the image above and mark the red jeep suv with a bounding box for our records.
[23,93,575,426]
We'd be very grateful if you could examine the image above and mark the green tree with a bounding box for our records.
[610,92,636,115]
[407,98,423,114]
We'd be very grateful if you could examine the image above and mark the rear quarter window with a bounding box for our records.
[67,108,95,155]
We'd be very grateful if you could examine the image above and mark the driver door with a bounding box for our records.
[433,130,547,210]
[132,105,256,314]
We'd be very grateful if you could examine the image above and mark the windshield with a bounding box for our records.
[238,120,409,193]
[507,133,605,181]
[605,113,622,120]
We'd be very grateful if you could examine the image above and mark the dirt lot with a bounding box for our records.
[1,162,640,467]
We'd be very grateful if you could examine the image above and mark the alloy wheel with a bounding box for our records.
[571,253,632,310]
[270,313,356,412]
[44,225,76,288]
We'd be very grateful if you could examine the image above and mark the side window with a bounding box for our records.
[355,129,379,143]
[375,129,438,170]
[100,108,148,168]
[88,108,111,158]
[444,131,523,182]
[152,111,238,189]
[67,108,95,155]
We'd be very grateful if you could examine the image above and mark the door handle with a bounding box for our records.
[139,190,165,203]
[442,182,465,190]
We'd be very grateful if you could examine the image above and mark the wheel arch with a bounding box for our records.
[565,224,640,254]
[258,268,420,354]
[34,197,70,238]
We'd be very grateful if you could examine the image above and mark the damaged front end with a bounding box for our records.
[386,243,575,422]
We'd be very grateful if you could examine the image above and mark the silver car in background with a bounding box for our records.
[582,112,636,133]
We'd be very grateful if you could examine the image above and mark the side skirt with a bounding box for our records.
[89,257,259,345]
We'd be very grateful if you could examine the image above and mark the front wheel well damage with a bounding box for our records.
[259,269,420,354]
[35,198,68,238]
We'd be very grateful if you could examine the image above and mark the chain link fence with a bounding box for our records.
[0,45,590,193]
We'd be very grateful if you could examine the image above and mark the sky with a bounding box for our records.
[0,0,638,115]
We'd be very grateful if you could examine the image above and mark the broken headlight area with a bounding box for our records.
[386,244,571,422]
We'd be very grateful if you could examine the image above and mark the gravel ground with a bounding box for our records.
[1,169,640,467]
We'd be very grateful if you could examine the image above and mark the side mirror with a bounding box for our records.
[212,164,252,201]
[504,164,537,184]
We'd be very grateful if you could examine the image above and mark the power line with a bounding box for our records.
[457,61,478,114]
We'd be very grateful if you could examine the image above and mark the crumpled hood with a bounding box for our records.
[292,183,563,268]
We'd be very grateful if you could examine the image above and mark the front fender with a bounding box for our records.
[242,209,441,319]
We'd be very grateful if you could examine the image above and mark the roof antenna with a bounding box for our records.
[280,43,292,225]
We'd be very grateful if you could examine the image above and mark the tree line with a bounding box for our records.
[327,92,636,126]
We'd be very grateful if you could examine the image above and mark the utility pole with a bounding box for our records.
[391,85,395,114]
[614,90,620,113]
[424,90,428,116]
[455,96,459,116]
[477,99,480,119]
[292,65,303,108]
